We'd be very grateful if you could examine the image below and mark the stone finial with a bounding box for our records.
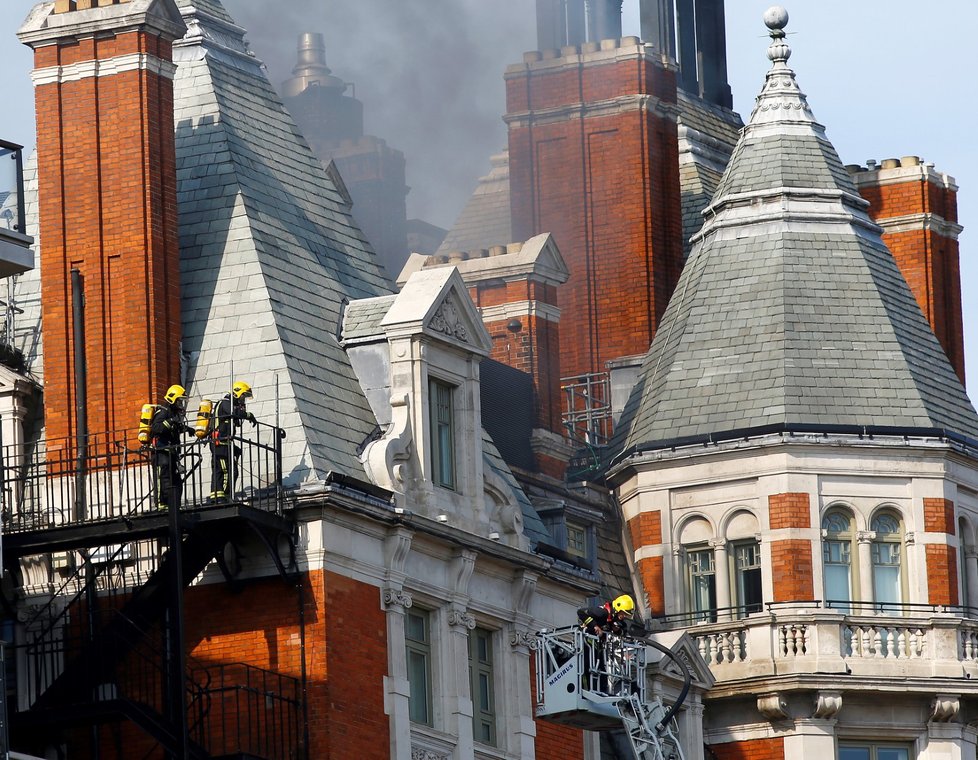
[764,6,791,64]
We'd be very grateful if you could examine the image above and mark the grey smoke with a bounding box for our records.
[222,0,537,230]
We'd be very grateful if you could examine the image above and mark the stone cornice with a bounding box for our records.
[504,93,678,129]
[18,0,186,47]
[479,301,561,325]
[32,53,177,85]
[875,213,963,240]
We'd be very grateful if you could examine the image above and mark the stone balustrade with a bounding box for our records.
[682,606,978,681]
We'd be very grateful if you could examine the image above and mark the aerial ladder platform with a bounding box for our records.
[535,626,688,760]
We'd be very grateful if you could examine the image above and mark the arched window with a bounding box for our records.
[822,510,854,609]
[871,512,903,609]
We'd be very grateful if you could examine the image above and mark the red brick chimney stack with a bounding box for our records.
[848,158,965,384]
[19,0,187,441]
[505,37,683,380]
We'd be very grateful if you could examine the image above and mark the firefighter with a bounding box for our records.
[578,594,636,638]
[577,594,635,693]
[209,380,256,503]
[150,384,191,511]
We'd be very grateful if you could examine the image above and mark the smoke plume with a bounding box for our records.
[222,0,537,231]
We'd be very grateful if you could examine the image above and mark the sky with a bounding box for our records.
[1,0,975,398]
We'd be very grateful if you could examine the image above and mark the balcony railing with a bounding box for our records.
[664,600,978,682]
[1,422,286,535]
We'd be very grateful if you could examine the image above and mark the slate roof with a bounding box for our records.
[436,151,512,255]
[614,18,978,458]
[172,0,393,484]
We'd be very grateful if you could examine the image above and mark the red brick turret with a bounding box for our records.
[19,0,186,441]
[505,36,683,378]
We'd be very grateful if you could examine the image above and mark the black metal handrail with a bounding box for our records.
[190,661,302,759]
[0,422,286,534]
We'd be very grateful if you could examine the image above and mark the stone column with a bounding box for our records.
[383,586,414,760]
[711,538,731,615]
[509,570,538,757]
[446,606,476,754]
[383,528,414,760]
[857,531,875,606]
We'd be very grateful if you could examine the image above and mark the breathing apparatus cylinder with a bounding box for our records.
[138,403,156,445]
[195,398,214,439]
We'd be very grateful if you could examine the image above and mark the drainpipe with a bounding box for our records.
[71,268,87,522]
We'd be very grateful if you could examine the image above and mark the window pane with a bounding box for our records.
[688,549,716,619]
[874,565,901,606]
[429,379,456,489]
[469,627,495,746]
[735,542,763,614]
[406,612,427,643]
[825,564,851,604]
[567,522,587,557]
[839,749,871,760]
[877,750,909,760]
[407,651,429,724]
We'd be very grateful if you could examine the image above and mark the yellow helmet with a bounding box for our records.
[612,594,635,615]
[164,384,187,409]
[232,381,253,400]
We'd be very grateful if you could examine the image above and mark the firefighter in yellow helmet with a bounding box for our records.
[578,594,635,638]
[209,380,256,503]
[150,384,192,510]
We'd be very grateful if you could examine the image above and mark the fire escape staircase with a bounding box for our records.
[1,427,302,759]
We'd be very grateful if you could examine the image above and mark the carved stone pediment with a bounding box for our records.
[382,267,492,355]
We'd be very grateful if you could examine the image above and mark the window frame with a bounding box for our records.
[822,508,857,611]
[468,626,497,747]
[870,510,904,611]
[731,539,763,616]
[686,545,717,622]
[428,377,456,490]
[405,608,433,726]
[837,740,911,760]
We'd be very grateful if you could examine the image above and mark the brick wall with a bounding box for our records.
[769,539,813,602]
[924,497,956,534]
[29,19,182,444]
[472,279,563,433]
[922,497,959,605]
[628,511,665,614]
[768,492,811,530]
[854,167,965,383]
[186,569,389,759]
[709,737,785,760]
[507,48,682,378]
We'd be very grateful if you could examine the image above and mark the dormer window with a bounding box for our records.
[429,377,456,490]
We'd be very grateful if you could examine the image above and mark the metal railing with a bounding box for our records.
[0,140,26,238]
[190,662,302,759]
[561,372,612,446]
[1,421,286,534]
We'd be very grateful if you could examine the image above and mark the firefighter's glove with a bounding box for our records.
[247,412,257,427]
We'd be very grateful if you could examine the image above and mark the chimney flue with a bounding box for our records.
[282,32,346,98]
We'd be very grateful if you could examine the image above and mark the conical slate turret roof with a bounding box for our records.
[615,7,978,459]
[171,0,392,484]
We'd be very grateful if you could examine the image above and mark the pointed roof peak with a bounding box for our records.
[747,6,817,130]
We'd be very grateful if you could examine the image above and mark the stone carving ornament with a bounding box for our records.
[428,295,468,341]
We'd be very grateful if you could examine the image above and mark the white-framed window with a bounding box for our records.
[687,547,716,621]
[733,540,763,615]
[406,609,433,725]
[822,509,855,610]
[871,512,903,610]
[566,521,587,559]
[838,742,910,760]
[428,378,456,490]
[468,627,496,746]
